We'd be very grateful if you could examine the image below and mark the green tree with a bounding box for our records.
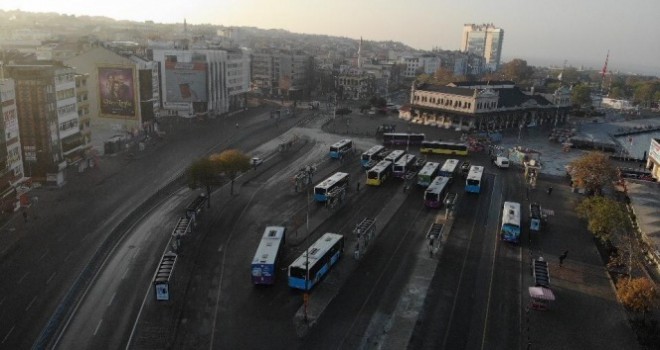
[568,152,617,195]
[616,277,658,321]
[576,196,630,242]
[188,157,220,207]
[571,84,592,107]
[211,149,251,195]
[633,82,658,108]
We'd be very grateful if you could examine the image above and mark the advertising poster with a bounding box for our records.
[155,283,170,301]
[98,67,137,118]
[164,61,207,103]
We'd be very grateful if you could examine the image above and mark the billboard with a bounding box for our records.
[165,61,207,103]
[98,67,137,119]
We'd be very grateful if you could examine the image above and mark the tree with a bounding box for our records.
[616,277,658,321]
[210,149,251,195]
[499,59,533,84]
[568,152,617,195]
[433,67,457,85]
[633,82,658,108]
[278,75,292,98]
[188,157,220,207]
[576,196,630,242]
[571,84,592,107]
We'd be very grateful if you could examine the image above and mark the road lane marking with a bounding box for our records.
[122,267,129,280]
[2,326,14,344]
[108,292,116,306]
[46,272,56,285]
[217,245,223,252]
[25,296,37,311]
[64,252,73,262]
[93,319,103,336]
[132,247,140,260]
[17,272,30,285]
[38,250,49,262]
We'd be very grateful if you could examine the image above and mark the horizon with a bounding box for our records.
[1,0,658,76]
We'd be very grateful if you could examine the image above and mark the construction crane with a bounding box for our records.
[600,50,609,96]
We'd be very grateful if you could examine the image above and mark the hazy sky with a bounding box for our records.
[2,0,658,75]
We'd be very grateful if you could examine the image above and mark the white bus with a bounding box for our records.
[392,154,417,178]
[501,201,521,243]
[438,159,460,180]
[424,176,451,208]
[329,139,353,159]
[383,150,406,164]
[251,226,286,285]
[314,172,350,202]
[417,161,440,187]
[361,145,385,168]
[465,165,484,193]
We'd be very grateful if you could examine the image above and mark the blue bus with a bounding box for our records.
[501,201,521,243]
[314,172,350,202]
[417,161,440,187]
[424,176,451,208]
[361,145,385,168]
[329,139,353,159]
[465,165,484,193]
[251,226,286,285]
[288,233,344,290]
[393,154,417,178]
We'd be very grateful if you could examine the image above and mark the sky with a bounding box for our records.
[2,0,658,75]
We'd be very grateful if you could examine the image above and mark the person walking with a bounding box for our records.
[559,250,568,266]
[547,186,553,195]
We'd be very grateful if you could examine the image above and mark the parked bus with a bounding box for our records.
[393,154,417,178]
[465,165,484,193]
[288,233,344,290]
[384,149,406,164]
[501,201,521,243]
[361,145,385,168]
[438,159,460,180]
[417,161,440,187]
[329,139,353,159]
[314,172,350,202]
[251,226,286,285]
[424,176,451,208]
[383,133,425,147]
[366,160,393,186]
[420,141,469,156]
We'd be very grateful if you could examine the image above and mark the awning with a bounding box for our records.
[529,286,555,301]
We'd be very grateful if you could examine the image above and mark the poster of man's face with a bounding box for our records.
[98,67,136,118]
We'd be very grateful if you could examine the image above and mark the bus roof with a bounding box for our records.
[425,176,450,194]
[466,165,484,180]
[368,160,393,173]
[290,233,343,269]
[395,154,417,166]
[419,161,440,176]
[385,149,405,159]
[315,172,349,189]
[252,226,286,265]
[331,139,352,148]
[440,159,460,173]
[502,201,521,226]
[363,145,385,155]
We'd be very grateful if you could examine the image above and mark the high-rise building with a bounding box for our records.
[461,23,504,71]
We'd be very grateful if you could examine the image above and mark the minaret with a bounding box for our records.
[357,37,363,69]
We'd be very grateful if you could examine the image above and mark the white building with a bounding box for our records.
[0,78,25,211]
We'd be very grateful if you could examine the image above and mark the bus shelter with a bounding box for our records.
[154,252,177,301]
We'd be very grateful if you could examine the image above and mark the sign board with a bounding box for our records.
[155,283,170,301]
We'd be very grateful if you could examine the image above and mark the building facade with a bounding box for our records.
[6,63,79,186]
[250,51,312,97]
[0,79,24,212]
[461,23,504,71]
[404,81,570,131]
[336,73,376,100]
[647,138,660,180]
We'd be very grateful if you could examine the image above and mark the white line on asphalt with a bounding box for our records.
[38,250,49,262]
[217,245,223,252]
[64,251,73,262]
[93,319,103,336]
[121,267,129,280]
[25,296,37,311]
[132,247,140,260]
[46,272,56,285]
[108,292,116,307]
[17,271,30,285]
[1,326,14,344]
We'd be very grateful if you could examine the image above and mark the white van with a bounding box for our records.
[494,156,510,168]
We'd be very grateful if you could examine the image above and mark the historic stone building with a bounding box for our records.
[404,81,571,132]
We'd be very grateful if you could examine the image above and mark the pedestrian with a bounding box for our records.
[559,250,568,266]
[547,186,553,195]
